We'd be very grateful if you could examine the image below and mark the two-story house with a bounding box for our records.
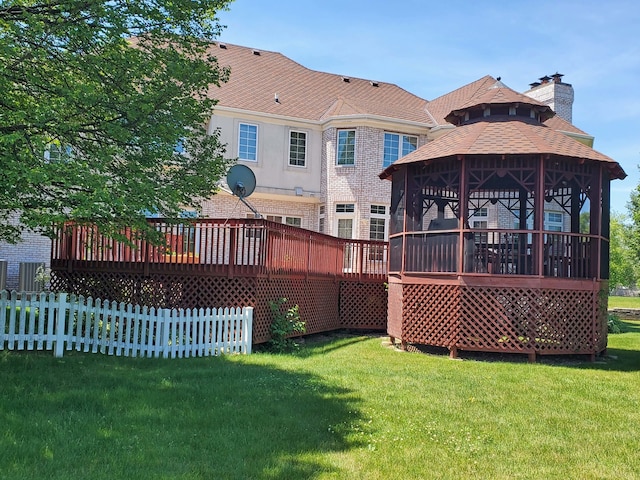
[202,43,589,243]
[0,41,591,289]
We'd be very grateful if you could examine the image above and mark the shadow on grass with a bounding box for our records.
[295,333,371,358]
[443,347,640,372]
[618,320,640,333]
[0,351,364,480]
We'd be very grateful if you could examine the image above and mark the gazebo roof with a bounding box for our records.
[380,81,626,180]
[444,79,555,124]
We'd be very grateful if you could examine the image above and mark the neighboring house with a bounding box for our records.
[1,41,590,289]
[0,217,50,290]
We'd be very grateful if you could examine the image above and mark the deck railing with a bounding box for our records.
[51,219,388,281]
[391,229,597,279]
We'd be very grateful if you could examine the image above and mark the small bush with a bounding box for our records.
[608,314,625,334]
[268,298,305,353]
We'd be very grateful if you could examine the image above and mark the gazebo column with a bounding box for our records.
[518,187,528,273]
[535,155,545,276]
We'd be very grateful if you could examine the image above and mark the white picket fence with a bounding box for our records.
[0,290,252,358]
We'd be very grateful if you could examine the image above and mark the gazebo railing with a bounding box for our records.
[392,229,595,279]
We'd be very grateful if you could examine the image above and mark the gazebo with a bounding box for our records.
[380,80,626,361]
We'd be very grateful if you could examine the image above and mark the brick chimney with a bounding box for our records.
[524,73,574,123]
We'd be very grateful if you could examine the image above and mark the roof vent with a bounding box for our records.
[341,76,350,83]
[370,81,379,87]
[252,49,261,56]
[219,43,227,49]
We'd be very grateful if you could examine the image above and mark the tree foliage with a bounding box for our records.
[0,0,234,243]
[609,212,637,289]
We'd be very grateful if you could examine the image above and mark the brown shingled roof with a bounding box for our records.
[444,80,554,124]
[424,76,496,124]
[543,114,590,136]
[379,116,625,180]
[208,43,433,124]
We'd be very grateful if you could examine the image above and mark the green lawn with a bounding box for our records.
[608,295,640,309]
[2,322,640,480]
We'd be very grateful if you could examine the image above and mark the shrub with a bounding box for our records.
[268,298,305,353]
[608,314,625,334]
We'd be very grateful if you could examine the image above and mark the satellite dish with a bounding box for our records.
[225,164,261,218]
[226,164,256,198]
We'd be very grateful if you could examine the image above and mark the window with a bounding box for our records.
[319,205,325,233]
[370,205,388,261]
[514,211,564,231]
[369,205,387,240]
[370,205,386,216]
[383,133,417,168]
[239,123,258,161]
[369,205,387,260]
[285,217,302,227]
[545,212,563,231]
[473,220,488,229]
[472,208,488,217]
[337,130,355,165]
[369,217,386,261]
[177,211,198,255]
[259,215,303,227]
[44,143,72,163]
[336,203,355,213]
[289,131,306,167]
[369,218,385,241]
[337,218,353,239]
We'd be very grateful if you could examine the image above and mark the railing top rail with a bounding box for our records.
[52,218,389,280]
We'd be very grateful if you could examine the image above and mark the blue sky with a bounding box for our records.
[216,0,640,214]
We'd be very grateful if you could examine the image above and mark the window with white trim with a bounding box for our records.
[369,205,386,241]
[319,205,325,233]
[545,211,563,232]
[337,218,353,239]
[251,214,302,227]
[383,133,417,168]
[289,131,306,167]
[285,217,302,227]
[369,205,387,260]
[514,210,564,231]
[238,123,258,161]
[337,130,355,165]
[336,203,355,213]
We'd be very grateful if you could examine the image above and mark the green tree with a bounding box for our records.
[609,213,637,289]
[628,187,640,265]
[0,0,234,244]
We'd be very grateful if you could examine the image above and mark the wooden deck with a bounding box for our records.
[51,218,388,281]
[50,219,389,343]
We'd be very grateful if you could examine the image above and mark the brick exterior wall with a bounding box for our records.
[0,229,51,290]
[201,194,320,230]
[525,81,574,123]
[322,126,429,240]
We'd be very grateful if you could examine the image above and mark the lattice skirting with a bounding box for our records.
[390,281,608,356]
[51,271,386,344]
[339,282,387,330]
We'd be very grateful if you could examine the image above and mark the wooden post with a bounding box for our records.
[243,306,253,354]
[54,293,68,358]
